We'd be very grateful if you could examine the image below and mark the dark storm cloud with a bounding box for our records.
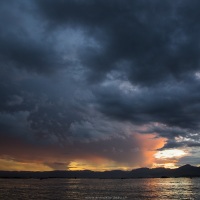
[94,79,200,130]
[35,0,200,85]
[34,0,200,136]
[0,0,65,74]
[1,0,200,168]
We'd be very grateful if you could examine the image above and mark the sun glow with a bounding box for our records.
[154,149,186,159]
[153,149,187,168]
[68,160,131,171]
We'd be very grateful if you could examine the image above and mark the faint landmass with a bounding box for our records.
[0,164,200,179]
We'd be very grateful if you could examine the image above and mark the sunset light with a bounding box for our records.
[154,149,186,159]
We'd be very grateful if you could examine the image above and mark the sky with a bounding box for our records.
[0,0,200,171]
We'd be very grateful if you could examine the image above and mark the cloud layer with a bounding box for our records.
[0,0,200,170]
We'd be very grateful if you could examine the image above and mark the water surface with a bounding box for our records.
[0,178,199,200]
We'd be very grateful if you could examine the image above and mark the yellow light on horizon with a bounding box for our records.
[0,158,52,171]
[152,163,177,169]
[68,160,132,171]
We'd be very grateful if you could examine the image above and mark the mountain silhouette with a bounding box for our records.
[0,164,200,179]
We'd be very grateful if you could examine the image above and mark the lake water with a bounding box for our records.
[0,178,200,200]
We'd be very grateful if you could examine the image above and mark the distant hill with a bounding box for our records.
[0,164,200,179]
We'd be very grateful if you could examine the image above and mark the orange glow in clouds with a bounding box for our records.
[134,133,166,167]
[67,133,167,171]
[0,132,186,171]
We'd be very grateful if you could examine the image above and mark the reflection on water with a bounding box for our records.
[0,178,200,200]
